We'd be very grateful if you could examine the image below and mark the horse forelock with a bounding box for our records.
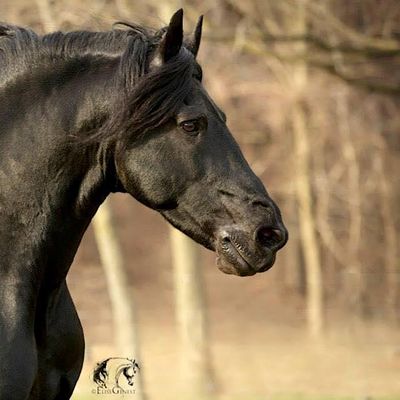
[89,29,197,144]
[98,45,195,143]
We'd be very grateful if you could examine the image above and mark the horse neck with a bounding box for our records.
[0,55,120,280]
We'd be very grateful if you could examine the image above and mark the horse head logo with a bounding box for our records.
[115,359,139,388]
[93,357,140,391]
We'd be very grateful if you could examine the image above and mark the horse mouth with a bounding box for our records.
[216,236,274,276]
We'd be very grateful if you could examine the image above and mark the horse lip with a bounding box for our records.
[227,237,255,268]
[217,236,258,276]
[216,230,277,275]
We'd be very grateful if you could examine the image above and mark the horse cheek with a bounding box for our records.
[119,158,182,209]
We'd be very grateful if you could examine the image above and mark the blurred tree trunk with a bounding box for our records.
[35,0,57,31]
[115,0,131,20]
[376,153,400,322]
[282,194,304,294]
[337,90,366,323]
[169,227,215,399]
[93,199,146,400]
[289,0,324,338]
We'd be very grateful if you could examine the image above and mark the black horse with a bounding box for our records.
[0,9,287,400]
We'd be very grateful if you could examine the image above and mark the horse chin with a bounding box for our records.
[216,251,258,277]
[216,240,276,277]
[216,259,255,276]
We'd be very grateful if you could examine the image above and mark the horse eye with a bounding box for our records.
[180,120,199,134]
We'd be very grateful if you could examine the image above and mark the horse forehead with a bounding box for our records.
[189,82,224,119]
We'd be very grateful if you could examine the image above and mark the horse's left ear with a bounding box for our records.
[159,9,184,63]
[189,15,203,58]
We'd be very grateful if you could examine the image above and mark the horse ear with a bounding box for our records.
[189,15,203,58]
[159,8,184,63]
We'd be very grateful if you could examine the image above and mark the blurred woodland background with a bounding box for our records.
[2,0,400,399]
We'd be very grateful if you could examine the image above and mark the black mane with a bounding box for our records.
[0,22,198,142]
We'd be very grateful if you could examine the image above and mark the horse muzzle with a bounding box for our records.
[215,224,288,276]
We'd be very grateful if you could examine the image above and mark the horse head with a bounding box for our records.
[112,10,288,276]
[122,359,139,386]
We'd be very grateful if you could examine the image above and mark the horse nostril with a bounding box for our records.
[256,225,285,249]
